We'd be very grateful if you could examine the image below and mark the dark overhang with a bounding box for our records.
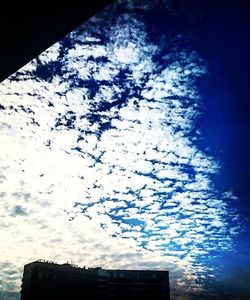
[0,1,116,82]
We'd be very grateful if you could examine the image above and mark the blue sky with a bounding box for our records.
[0,1,249,299]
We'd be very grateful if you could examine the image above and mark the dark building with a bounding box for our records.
[20,260,170,300]
[97,268,170,300]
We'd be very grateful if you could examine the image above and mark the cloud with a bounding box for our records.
[0,262,22,292]
[12,206,28,216]
[0,0,242,297]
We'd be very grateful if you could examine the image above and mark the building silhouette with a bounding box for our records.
[20,260,170,300]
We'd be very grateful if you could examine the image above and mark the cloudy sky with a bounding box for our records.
[0,1,250,299]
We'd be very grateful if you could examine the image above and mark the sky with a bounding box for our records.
[0,1,250,299]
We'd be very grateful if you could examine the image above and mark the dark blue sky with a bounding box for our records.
[190,2,250,296]
[144,0,250,217]
[192,1,250,218]
[144,1,250,297]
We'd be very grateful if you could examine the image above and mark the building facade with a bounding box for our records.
[20,260,170,300]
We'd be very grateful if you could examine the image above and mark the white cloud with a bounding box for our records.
[0,1,241,297]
